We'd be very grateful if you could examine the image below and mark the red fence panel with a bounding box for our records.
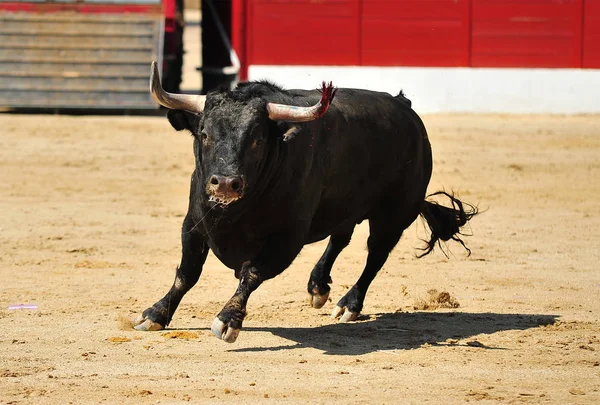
[471,0,583,68]
[583,0,600,68]
[232,0,247,79]
[361,0,470,66]
[247,0,360,66]
[239,0,599,70]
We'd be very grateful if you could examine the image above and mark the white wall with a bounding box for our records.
[248,66,600,114]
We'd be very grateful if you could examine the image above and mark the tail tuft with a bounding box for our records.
[418,191,478,258]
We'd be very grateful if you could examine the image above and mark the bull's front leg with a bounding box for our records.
[133,213,208,331]
[210,233,303,343]
[210,262,262,342]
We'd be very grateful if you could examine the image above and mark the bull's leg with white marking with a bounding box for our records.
[133,214,208,331]
[211,232,304,343]
[307,230,354,308]
[210,262,262,343]
[332,218,404,322]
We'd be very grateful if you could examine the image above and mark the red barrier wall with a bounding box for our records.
[584,0,600,68]
[362,0,470,66]
[471,0,583,68]
[236,0,600,70]
[247,0,360,65]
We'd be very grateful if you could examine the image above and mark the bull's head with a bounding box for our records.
[149,61,335,206]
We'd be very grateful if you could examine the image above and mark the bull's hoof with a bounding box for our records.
[211,317,241,343]
[307,278,332,309]
[331,305,359,323]
[132,314,164,331]
[332,286,363,322]
[309,290,330,309]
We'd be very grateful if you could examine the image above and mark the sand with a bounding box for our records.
[0,113,598,404]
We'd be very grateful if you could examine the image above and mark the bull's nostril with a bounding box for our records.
[230,180,242,192]
[210,176,219,185]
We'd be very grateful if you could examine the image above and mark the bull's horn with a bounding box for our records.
[150,61,206,112]
[267,81,336,122]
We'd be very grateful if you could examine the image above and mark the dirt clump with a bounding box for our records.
[107,336,132,343]
[413,289,460,310]
[161,331,199,340]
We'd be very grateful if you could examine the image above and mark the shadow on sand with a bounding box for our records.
[227,312,558,355]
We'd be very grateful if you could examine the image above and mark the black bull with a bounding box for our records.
[133,62,478,343]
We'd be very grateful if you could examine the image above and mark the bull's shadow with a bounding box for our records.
[231,312,558,355]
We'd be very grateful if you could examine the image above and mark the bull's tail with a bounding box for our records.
[417,191,479,258]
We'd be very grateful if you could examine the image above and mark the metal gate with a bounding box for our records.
[0,0,163,110]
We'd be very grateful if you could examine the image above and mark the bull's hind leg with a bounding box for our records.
[332,213,416,323]
[133,214,208,331]
[307,229,354,308]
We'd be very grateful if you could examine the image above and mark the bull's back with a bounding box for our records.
[305,88,432,239]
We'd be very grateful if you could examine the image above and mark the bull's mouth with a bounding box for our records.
[208,192,242,206]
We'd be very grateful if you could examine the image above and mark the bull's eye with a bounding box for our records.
[200,132,209,144]
[251,138,263,150]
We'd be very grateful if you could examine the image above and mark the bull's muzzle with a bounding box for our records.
[206,174,245,205]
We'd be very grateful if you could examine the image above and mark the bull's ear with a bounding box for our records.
[274,121,302,142]
[167,110,201,134]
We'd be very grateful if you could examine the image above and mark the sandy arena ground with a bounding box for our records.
[0,113,599,404]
